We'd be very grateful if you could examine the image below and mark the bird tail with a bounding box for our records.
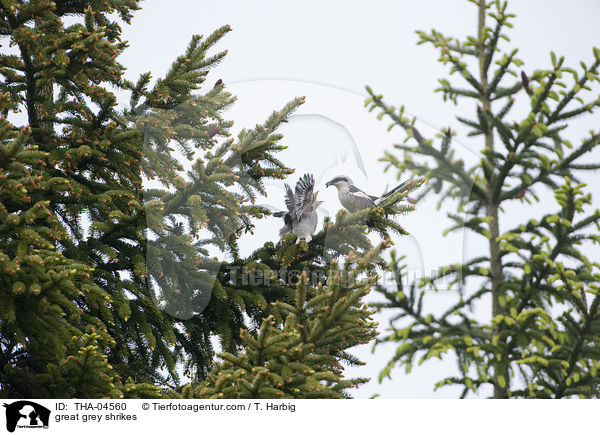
[379,178,412,202]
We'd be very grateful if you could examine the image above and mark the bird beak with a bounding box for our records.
[325,181,332,187]
[314,192,324,206]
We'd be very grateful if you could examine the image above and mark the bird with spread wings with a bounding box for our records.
[273,173,322,241]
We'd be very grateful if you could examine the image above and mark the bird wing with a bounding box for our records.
[283,183,296,218]
[294,173,315,217]
[347,185,377,209]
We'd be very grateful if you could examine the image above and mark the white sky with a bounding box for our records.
[118,1,600,398]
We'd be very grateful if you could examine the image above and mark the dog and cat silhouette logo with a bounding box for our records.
[2,401,50,432]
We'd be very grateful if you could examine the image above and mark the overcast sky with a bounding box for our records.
[118,1,600,398]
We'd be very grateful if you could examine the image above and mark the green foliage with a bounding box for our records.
[0,0,305,395]
[0,0,165,398]
[1,0,423,399]
[367,0,600,398]
[172,248,381,399]
[46,331,161,399]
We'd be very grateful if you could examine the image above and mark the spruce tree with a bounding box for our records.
[1,0,424,397]
[174,248,383,399]
[0,0,163,398]
[0,0,303,395]
[367,0,600,398]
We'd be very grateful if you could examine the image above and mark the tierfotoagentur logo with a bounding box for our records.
[2,401,50,433]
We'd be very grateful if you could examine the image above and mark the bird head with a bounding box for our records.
[325,175,353,189]
[315,192,324,206]
[309,191,324,211]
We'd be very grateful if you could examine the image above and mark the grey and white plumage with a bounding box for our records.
[325,175,412,212]
[273,174,322,241]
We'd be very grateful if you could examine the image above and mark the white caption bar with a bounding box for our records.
[0,399,591,434]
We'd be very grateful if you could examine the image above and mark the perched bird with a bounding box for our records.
[325,175,412,212]
[273,174,322,241]
[207,126,220,138]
